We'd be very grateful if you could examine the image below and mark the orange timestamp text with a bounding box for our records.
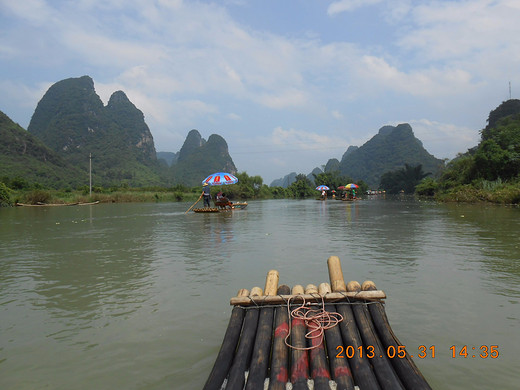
[335,345,499,359]
[450,345,499,358]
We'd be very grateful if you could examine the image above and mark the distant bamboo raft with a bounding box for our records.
[193,202,248,213]
[15,201,100,207]
[203,256,432,390]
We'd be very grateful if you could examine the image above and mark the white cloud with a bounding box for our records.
[271,126,347,151]
[331,110,343,120]
[227,113,241,120]
[407,119,480,159]
[398,0,520,62]
[256,89,309,109]
[356,55,475,97]
[0,79,52,127]
[0,0,56,24]
[327,0,383,16]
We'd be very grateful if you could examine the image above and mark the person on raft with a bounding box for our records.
[215,191,233,209]
[202,183,211,208]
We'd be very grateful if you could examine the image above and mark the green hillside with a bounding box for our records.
[417,99,520,204]
[0,111,85,188]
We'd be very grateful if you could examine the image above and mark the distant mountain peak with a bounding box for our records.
[107,90,131,105]
[206,134,228,150]
[273,123,443,188]
[170,130,237,186]
[178,129,206,162]
[341,145,358,160]
[379,123,413,135]
[26,75,160,186]
[378,125,396,136]
[338,123,442,186]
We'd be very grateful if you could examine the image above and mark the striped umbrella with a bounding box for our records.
[202,172,239,186]
[316,185,330,191]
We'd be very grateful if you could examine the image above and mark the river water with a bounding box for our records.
[0,198,519,389]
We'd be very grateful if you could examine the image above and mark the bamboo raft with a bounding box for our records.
[204,256,431,390]
[193,202,248,213]
[15,201,100,207]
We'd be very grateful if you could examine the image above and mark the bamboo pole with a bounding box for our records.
[230,290,385,306]
[328,257,381,389]
[348,282,404,389]
[328,255,347,292]
[203,289,249,390]
[185,192,203,213]
[250,286,263,297]
[225,287,262,390]
[268,284,291,390]
[363,282,433,390]
[305,284,331,390]
[319,283,355,390]
[290,285,309,390]
[264,270,279,296]
[245,270,279,390]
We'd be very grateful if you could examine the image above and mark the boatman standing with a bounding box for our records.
[202,183,211,208]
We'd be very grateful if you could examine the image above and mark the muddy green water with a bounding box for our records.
[1,198,519,389]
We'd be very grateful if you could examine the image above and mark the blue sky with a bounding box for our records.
[1,0,519,184]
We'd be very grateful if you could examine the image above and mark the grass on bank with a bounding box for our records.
[416,177,520,205]
[7,187,204,206]
[435,184,520,204]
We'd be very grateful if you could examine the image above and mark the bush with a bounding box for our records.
[0,182,12,206]
[415,177,438,197]
[24,190,52,204]
[10,177,30,190]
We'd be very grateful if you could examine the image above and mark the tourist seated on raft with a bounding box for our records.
[214,192,233,209]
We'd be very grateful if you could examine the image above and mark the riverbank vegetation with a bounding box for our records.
[3,100,518,207]
[0,171,364,206]
[414,100,520,205]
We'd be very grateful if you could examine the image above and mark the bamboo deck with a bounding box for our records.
[203,256,432,390]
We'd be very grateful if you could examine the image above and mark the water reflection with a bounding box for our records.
[1,204,158,347]
[327,197,432,271]
[441,203,520,299]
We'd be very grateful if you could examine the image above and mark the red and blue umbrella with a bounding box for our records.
[316,185,330,191]
[202,172,238,186]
